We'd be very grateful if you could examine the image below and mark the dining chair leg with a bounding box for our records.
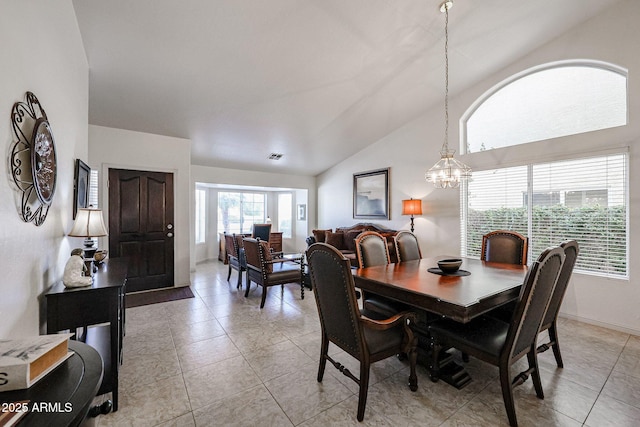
[227,264,232,281]
[260,285,268,308]
[317,334,329,382]
[548,322,564,368]
[527,349,544,399]
[236,270,242,289]
[499,365,518,427]
[244,275,251,297]
[357,362,371,422]
[408,341,418,391]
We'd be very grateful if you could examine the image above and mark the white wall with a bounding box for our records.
[88,125,192,287]
[317,0,640,334]
[191,165,316,271]
[0,0,88,338]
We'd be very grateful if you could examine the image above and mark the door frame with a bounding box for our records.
[99,163,182,287]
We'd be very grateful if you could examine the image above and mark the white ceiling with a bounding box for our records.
[72,0,621,176]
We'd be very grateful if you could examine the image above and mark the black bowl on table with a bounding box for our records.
[437,258,463,274]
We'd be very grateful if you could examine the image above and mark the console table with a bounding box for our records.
[0,340,103,426]
[45,258,127,411]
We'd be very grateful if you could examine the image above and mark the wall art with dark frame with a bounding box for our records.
[73,159,90,219]
[353,167,390,219]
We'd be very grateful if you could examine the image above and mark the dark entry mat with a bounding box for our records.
[126,286,195,308]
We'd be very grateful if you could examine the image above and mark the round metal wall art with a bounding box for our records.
[10,91,58,226]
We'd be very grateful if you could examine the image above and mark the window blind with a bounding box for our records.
[462,153,627,278]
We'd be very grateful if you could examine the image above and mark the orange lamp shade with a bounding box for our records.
[402,199,423,216]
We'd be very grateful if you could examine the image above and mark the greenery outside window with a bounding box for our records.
[218,191,266,234]
[461,153,627,278]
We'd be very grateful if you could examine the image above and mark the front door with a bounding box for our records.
[109,168,174,292]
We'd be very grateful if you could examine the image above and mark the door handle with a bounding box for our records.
[167,232,173,238]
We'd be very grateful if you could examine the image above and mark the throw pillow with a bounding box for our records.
[259,240,273,273]
[325,231,345,250]
[312,229,332,244]
[344,230,361,252]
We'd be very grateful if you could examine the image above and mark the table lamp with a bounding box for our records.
[402,198,423,233]
[68,208,108,261]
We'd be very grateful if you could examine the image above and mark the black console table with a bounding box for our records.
[0,340,103,426]
[46,258,127,411]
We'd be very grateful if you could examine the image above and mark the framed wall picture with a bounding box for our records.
[353,168,390,219]
[73,159,90,219]
[297,204,307,221]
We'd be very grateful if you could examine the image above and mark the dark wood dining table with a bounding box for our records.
[353,256,529,388]
[353,256,528,323]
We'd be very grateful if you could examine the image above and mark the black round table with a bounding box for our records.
[0,340,103,426]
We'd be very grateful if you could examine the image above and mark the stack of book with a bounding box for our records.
[0,333,74,393]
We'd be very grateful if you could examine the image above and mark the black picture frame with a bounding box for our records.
[73,159,90,219]
[353,168,390,219]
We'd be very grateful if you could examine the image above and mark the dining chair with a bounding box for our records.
[252,223,272,242]
[355,231,408,317]
[394,230,422,262]
[488,240,579,368]
[224,233,246,289]
[481,230,529,265]
[242,237,303,308]
[429,246,565,427]
[306,242,418,422]
[535,240,579,367]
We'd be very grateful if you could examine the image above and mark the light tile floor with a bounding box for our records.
[95,260,640,426]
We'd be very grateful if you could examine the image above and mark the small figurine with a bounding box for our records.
[62,248,92,288]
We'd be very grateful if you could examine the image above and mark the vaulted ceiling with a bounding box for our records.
[73,0,621,176]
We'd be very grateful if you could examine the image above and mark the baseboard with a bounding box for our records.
[559,312,640,337]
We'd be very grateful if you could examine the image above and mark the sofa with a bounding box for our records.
[306,223,398,264]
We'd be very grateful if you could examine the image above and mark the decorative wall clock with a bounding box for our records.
[10,92,58,226]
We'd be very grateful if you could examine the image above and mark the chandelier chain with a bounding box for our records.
[443,4,449,153]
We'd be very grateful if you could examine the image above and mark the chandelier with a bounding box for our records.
[426,0,472,189]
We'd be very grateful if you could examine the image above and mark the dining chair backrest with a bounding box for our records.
[394,231,422,262]
[252,223,272,242]
[481,230,528,265]
[224,233,238,259]
[307,243,365,359]
[355,231,390,268]
[540,240,579,330]
[506,246,565,360]
[243,237,272,272]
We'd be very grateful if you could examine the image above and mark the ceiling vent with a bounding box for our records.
[268,153,283,160]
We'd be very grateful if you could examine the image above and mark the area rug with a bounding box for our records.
[126,286,195,308]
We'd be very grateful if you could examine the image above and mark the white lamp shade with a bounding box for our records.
[69,208,108,238]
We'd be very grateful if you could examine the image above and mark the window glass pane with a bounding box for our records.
[195,189,206,244]
[217,191,266,234]
[463,166,528,258]
[466,65,627,153]
[531,154,626,277]
[462,153,627,278]
[278,193,292,238]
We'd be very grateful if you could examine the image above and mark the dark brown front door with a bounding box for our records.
[109,168,174,293]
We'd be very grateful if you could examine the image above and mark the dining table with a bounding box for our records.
[353,256,529,388]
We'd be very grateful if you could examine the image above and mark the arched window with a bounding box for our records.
[462,61,627,153]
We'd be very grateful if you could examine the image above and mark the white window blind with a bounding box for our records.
[462,153,627,278]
